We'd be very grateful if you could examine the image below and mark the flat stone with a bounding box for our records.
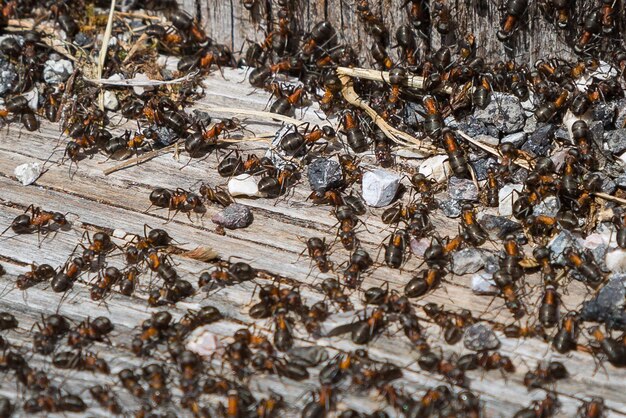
[548,230,584,266]
[471,272,498,295]
[474,93,525,134]
[464,323,500,351]
[43,58,73,84]
[451,248,489,275]
[436,194,462,218]
[581,274,626,329]
[470,157,497,181]
[614,98,626,129]
[478,213,522,239]
[605,129,626,155]
[498,184,523,217]
[150,125,178,147]
[228,174,262,197]
[448,176,478,201]
[308,158,343,192]
[523,115,538,134]
[501,131,527,147]
[522,123,556,156]
[533,196,561,217]
[212,204,253,229]
[362,169,400,207]
[14,162,41,186]
[419,154,451,183]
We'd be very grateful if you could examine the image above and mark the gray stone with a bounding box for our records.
[590,172,617,194]
[615,99,626,129]
[362,169,400,207]
[484,255,500,274]
[498,184,524,217]
[448,176,479,201]
[617,173,626,189]
[0,57,17,97]
[522,123,556,156]
[457,116,490,137]
[581,274,626,330]
[501,132,527,147]
[470,157,497,181]
[605,129,626,154]
[548,230,584,266]
[150,125,178,146]
[478,213,522,239]
[191,110,212,126]
[510,167,529,184]
[593,101,619,128]
[43,57,73,84]
[212,204,253,229]
[406,102,426,127]
[451,248,489,275]
[464,323,500,351]
[74,32,92,47]
[554,127,569,142]
[533,196,561,217]
[523,115,538,134]
[308,158,343,193]
[436,194,462,218]
[475,93,525,134]
[471,273,498,295]
[589,121,604,145]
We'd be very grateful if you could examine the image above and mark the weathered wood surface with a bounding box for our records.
[0,67,625,417]
[178,0,626,64]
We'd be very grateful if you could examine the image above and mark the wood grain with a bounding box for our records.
[0,66,625,416]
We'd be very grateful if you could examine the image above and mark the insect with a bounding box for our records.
[552,312,579,353]
[15,263,55,290]
[304,237,333,273]
[384,229,410,269]
[405,267,443,298]
[3,205,69,239]
[497,0,528,41]
[523,361,568,389]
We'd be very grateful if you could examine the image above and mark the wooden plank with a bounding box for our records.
[0,107,622,411]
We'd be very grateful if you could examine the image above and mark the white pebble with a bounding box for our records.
[14,162,41,186]
[186,326,220,357]
[498,184,523,217]
[228,174,261,197]
[362,169,400,207]
[606,249,626,274]
[418,154,451,183]
[471,273,498,295]
[112,228,127,239]
[103,90,119,111]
